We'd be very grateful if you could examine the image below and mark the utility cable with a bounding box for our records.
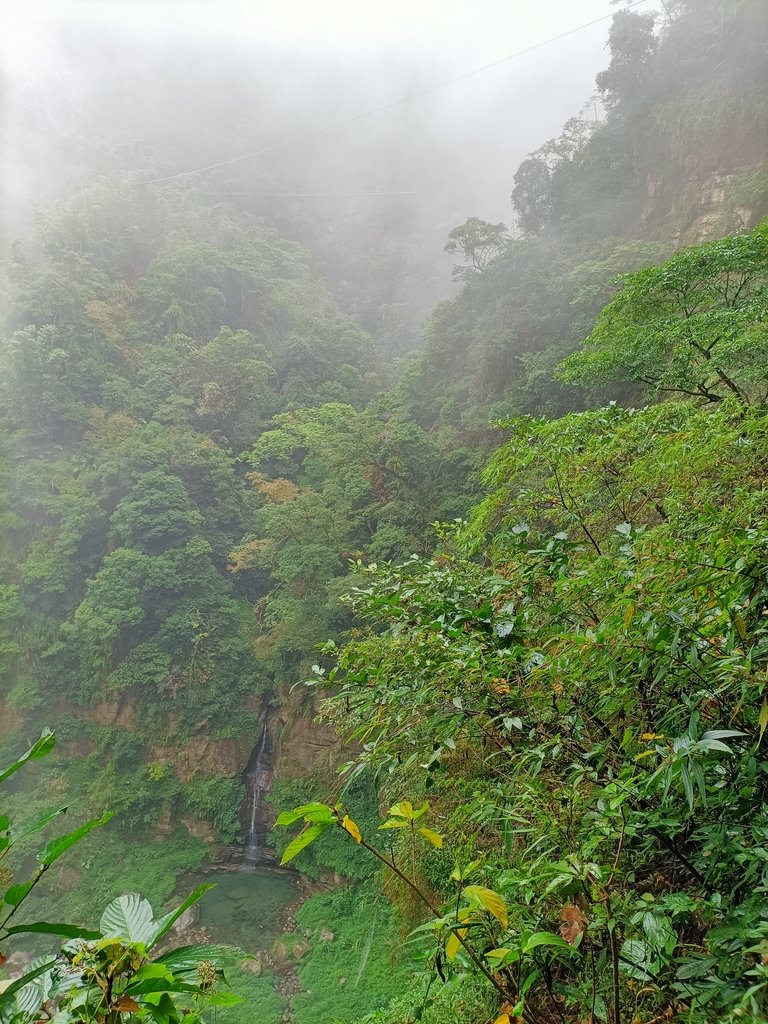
[141,0,652,185]
[194,189,469,198]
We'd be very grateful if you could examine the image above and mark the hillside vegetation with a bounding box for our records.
[1,2,768,1023]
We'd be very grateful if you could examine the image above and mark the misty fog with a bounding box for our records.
[2,0,621,333]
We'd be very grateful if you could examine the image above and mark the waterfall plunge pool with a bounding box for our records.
[180,868,298,953]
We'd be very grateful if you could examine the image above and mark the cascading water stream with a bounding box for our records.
[242,719,273,868]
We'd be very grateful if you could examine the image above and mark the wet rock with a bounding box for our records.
[292,940,310,960]
[240,955,262,976]
[170,904,200,937]
[3,952,34,980]
[271,940,287,965]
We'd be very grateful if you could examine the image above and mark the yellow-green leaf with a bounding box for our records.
[485,947,511,963]
[463,885,508,928]
[341,816,362,843]
[623,603,635,630]
[494,1015,511,1024]
[418,827,443,848]
[389,801,414,820]
[735,613,747,640]
[759,696,768,744]
[445,927,467,962]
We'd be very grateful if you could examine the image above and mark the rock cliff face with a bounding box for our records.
[273,686,341,780]
[640,160,768,246]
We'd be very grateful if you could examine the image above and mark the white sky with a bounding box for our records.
[1,0,648,234]
[2,0,630,70]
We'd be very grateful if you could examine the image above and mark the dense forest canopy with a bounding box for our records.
[1,1,768,1023]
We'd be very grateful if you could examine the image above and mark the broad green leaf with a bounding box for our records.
[132,964,175,982]
[523,931,572,953]
[462,885,508,928]
[3,882,33,906]
[275,803,333,826]
[156,943,242,974]
[280,822,330,865]
[100,893,156,944]
[619,938,652,981]
[206,991,244,1007]
[127,978,200,996]
[378,818,409,830]
[485,946,520,966]
[38,811,113,866]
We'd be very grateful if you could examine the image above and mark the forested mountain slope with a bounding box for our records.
[1,2,768,1023]
[406,0,768,433]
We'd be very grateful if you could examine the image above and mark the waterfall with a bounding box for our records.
[242,718,273,868]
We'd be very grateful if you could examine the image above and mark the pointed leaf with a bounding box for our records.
[389,801,414,820]
[275,803,333,826]
[0,733,55,785]
[11,806,68,844]
[3,921,100,940]
[38,812,113,866]
[155,944,242,974]
[149,883,215,949]
[280,822,330,865]
[759,697,768,744]
[0,959,57,1002]
[523,931,572,952]
[463,885,508,928]
[418,827,443,849]
[341,816,361,843]
[445,928,466,962]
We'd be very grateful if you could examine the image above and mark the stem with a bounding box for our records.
[605,896,621,1024]
[0,866,47,931]
[356,834,526,1013]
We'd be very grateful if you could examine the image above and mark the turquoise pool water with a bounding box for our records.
[184,868,298,953]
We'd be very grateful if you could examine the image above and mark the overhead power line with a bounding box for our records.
[142,0,651,186]
[195,189,468,198]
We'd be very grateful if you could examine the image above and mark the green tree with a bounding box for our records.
[560,225,768,402]
[444,218,510,278]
